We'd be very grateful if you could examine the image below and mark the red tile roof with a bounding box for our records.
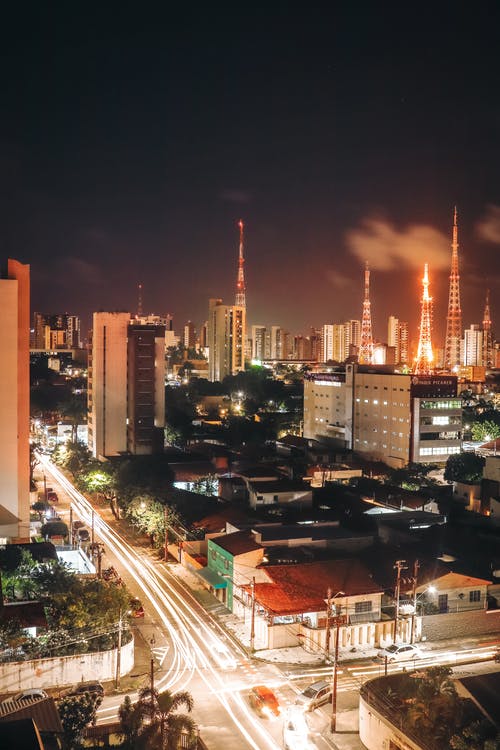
[253,559,382,616]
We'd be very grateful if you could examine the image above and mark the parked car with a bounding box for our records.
[72,520,84,532]
[248,685,280,718]
[2,688,48,704]
[377,643,423,663]
[283,707,316,750]
[102,566,118,581]
[129,597,145,618]
[62,681,104,698]
[47,491,58,503]
[77,528,90,542]
[295,680,332,711]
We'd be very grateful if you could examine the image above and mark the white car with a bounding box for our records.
[377,643,423,662]
[2,688,48,704]
[283,707,316,750]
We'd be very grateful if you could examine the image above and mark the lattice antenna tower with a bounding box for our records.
[482,288,494,369]
[359,261,374,364]
[444,207,462,370]
[414,263,434,375]
[235,219,246,308]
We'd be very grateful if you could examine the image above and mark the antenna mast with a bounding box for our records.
[359,261,374,364]
[444,207,462,370]
[414,263,434,375]
[235,219,246,308]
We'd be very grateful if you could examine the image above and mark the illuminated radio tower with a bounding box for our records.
[414,263,434,375]
[235,219,246,308]
[444,207,462,370]
[359,261,374,364]
[482,288,493,369]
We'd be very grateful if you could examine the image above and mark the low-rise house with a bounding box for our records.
[247,479,313,510]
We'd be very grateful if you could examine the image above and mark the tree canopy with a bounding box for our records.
[444,452,485,483]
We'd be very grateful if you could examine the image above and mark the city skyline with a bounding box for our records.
[2,5,499,340]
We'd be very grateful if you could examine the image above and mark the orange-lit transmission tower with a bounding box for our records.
[444,207,462,370]
[235,219,246,308]
[359,261,373,364]
[414,263,434,375]
[482,288,493,369]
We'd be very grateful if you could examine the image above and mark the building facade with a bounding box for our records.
[208,298,246,382]
[88,313,166,458]
[304,365,462,468]
[0,259,30,541]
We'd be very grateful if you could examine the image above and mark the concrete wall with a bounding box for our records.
[0,637,134,693]
[359,691,421,750]
[422,608,500,641]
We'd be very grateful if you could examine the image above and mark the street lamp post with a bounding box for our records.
[330,612,347,733]
[222,572,256,652]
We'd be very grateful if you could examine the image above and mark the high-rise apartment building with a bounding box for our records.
[388,316,409,364]
[0,259,30,541]
[270,326,284,359]
[251,325,268,360]
[321,324,334,361]
[32,312,82,350]
[88,312,166,458]
[208,299,246,382]
[463,324,483,366]
[183,321,196,349]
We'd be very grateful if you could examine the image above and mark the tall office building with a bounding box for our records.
[304,365,461,468]
[0,259,30,541]
[208,299,246,382]
[88,312,165,458]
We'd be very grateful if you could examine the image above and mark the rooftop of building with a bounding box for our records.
[247,479,311,493]
[210,530,262,556]
[253,558,382,616]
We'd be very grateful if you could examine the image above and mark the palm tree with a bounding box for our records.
[119,688,197,750]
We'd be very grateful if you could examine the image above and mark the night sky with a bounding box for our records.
[2,3,500,346]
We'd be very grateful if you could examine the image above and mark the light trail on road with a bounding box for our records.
[39,457,284,750]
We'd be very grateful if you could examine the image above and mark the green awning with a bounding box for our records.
[196,567,228,589]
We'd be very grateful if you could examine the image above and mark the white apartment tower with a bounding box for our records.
[251,325,268,361]
[88,312,130,458]
[463,324,483,366]
[388,316,409,364]
[88,312,166,458]
[0,259,30,541]
[208,298,246,381]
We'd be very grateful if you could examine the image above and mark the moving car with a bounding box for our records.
[2,688,48,704]
[377,643,423,663]
[283,707,316,750]
[248,685,280,718]
[295,680,332,711]
[62,681,104,698]
[129,597,145,618]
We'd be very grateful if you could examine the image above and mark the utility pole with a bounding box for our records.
[325,588,332,658]
[330,614,348,733]
[91,509,95,548]
[250,576,256,652]
[164,505,168,562]
[69,506,73,546]
[393,560,408,643]
[410,559,420,644]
